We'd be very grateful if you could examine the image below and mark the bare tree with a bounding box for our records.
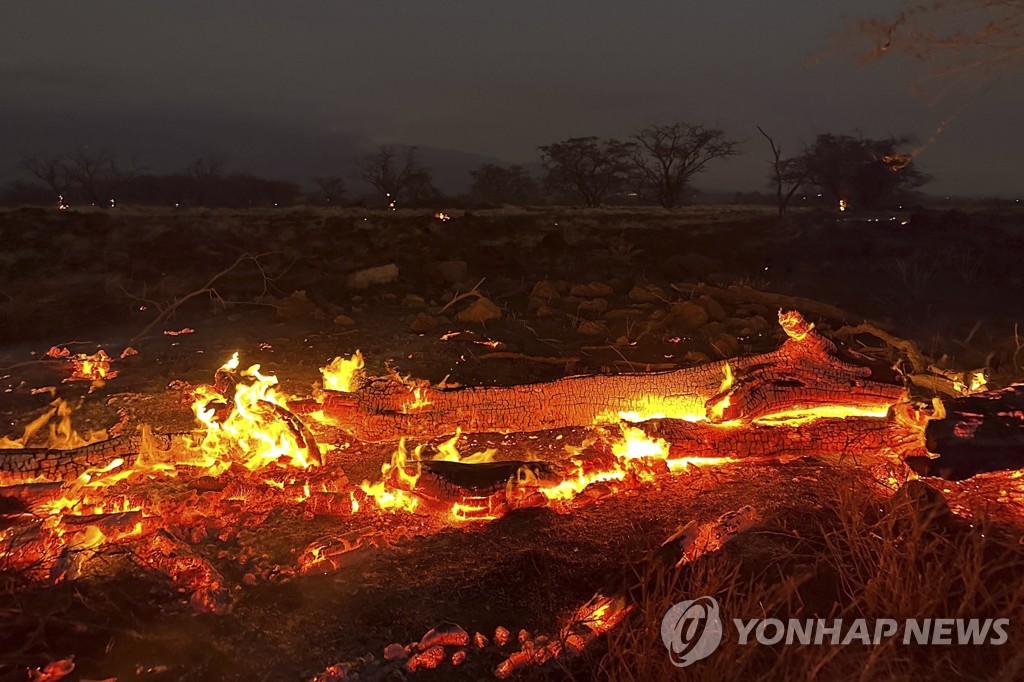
[66,147,140,207]
[21,153,71,206]
[355,145,423,207]
[187,155,226,206]
[794,133,929,210]
[756,126,807,217]
[538,136,634,207]
[631,124,738,208]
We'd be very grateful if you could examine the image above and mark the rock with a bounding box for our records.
[577,298,609,316]
[431,260,469,285]
[403,294,427,309]
[577,320,609,337]
[888,480,951,528]
[333,314,356,327]
[628,284,665,304]
[700,321,728,338]
[277,290,317,320]
[671,301,709,330]
[409,313,439,333]
[456,297,502,324]
[420,622,469,649]
[698,295,727,322]
[347,263,399,289]
[494,626,510,646]
[570,282,615,298]
[709,332,740,358]
[745,315,770,332]
[535,304,559,318]
[605,307,646,321]
[384,643,408,661]
[530,280,561,303]
[684,350,711,364]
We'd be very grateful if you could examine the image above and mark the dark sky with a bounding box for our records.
[2,1,1022,195]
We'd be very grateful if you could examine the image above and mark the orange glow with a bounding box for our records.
[320,351,365,392]
[191,354,319,471]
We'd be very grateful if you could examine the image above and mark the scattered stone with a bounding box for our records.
[332,314,356,327]
[570,282,614,298]
[577,320,609,337]
[409,313,439,333]
[420,622,469,649]
[745,314,770,333]
[535,304,559,318]
[403,294,427,309]
[701,321,728,338]
[684,350,712,364]
[577,298,609,316]
[889,480,952,527]
[473,632,489,648]
[494,626,510,646]
[628,284,664,303]
[276,290,317,320]
[456,297,502,324]
[698,295,727,322]
[347,263,399,289]
[605,307,646,321]
[384,643,408,661]
[529,280,561,303]
[709,332,740,358]
[430,260,469,285]
[671,301,709,330]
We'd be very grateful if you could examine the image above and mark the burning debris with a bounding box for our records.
[2,308,1023,679]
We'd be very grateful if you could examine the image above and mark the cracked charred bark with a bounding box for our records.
[306,312,906,442]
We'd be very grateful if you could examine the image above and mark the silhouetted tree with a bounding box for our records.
[65,147,140,207]
[21,153,71,205]
[756,126,807,217]
[795,134,928,209]
[468,164,540,205]
[312,176,346,206]
[187,155,227,206]
[356,145,426,206]
[404,168,441,206]
[631,123,738,208]
[538,137,634,207]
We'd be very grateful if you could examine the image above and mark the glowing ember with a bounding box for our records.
[357,439,422,513]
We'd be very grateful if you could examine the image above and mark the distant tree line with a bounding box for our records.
[2,123,929,211]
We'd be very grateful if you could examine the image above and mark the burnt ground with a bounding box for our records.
[1,205,1023,681]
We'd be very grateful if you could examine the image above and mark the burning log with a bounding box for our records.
[307,311,905,442]
[909,384,1024,480]
[641,415,927,462]
[0,431,175,485]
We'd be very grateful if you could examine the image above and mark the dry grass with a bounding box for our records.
[597,482,1024,681]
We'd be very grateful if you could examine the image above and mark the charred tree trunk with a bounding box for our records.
[305,312,905,442]
[908,384,1024,480]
